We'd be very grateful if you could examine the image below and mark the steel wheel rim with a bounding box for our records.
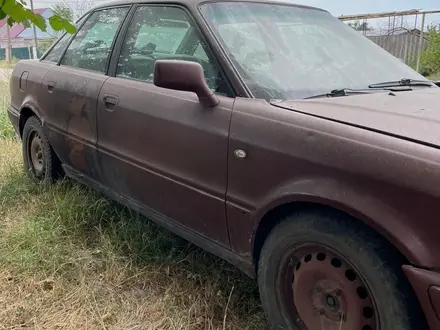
[277,243,379,330]
[28,131,45,178]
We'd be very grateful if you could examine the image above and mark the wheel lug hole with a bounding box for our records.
[331,258,342,268]
[357,286,369,299]
[363,306,374,319]
[345,269,357,281]
[317,253,326,261]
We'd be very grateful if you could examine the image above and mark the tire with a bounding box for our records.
[22,116,62,184]
[257,209,426,330]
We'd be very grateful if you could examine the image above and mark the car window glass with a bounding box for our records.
[117,6,224,93]
[61,7,129,73]
[44,33,73,63]
[135,22,190,53]
[193,42,209,62]
[201,2,426,100]
[43,15,89,63]
[218,23,268,66]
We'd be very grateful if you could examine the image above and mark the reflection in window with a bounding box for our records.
[44,33,73,63]
[116,6,222,92]
[43,15,88,63]
[61,7,129,73]
[200,2,426,100]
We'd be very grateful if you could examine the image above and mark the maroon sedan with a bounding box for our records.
[7,0,440,329]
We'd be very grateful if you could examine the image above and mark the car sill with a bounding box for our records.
[62,164,256,278]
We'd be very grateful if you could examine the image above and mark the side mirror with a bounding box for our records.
[154,60,219,107]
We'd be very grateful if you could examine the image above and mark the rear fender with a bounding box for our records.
[21,95,44,123]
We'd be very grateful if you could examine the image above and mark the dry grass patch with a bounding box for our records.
[0,60,17,68]
[0,139,268,329]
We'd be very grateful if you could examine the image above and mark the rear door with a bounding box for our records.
[41,6,130,181]
[96,5,235,247]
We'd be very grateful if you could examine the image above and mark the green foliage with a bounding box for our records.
[51,2,73,22]
[0,111,15,140]
[37,40,54,57]
[420,27,440,77]
[0,82,15,140]
[347,20,371,31]
[49,15,76,33]
[0,0,76,34]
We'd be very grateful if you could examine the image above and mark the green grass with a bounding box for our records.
[0,135,267,328]
[0,60,18,69]
[429,74,440,81]
[0,81,15,140]
[0,74,267,328]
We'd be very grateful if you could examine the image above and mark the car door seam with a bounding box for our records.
[96,144,226,202]
[224,97,236,247]
[47,123,96,149]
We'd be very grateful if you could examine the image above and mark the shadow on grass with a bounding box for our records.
[0,166,268,329]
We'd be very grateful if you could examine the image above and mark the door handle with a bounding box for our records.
[103,94,119,111]
[47,81,56,92]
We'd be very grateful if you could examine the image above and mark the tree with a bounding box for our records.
[53,0,92,22]
[71,0,92,20]
[50,2,74,38]
[348,20,372,32]
[52,2,74,22]
[420,26,440,77]
[0,0,76,34]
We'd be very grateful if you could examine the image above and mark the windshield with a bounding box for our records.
[199,2,427,100]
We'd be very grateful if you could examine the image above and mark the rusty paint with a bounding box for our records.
[7,1,440,328]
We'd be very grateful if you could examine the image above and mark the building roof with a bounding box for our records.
[364,27,422,37]
[0,8,53,40]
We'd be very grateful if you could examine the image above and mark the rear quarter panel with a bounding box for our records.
[227,98,440,271]
[10,60,54,121]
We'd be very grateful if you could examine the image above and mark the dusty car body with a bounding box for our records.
[7,0,440,328]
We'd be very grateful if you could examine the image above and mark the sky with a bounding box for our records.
[32,0,440,27]
[32,0,440,16]
[292,0,439,16]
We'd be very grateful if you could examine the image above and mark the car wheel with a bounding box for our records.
[257,209,426,330]
[22,116,62,184]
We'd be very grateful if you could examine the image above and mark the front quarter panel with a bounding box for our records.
[227,97,440,271]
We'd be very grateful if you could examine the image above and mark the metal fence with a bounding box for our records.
[339,9,440,73]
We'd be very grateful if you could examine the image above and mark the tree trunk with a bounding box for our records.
[6,22,11,63]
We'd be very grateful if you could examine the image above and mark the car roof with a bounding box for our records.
[91,0,328,13]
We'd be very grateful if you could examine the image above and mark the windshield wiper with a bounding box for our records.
[304,88,384,99]
[369,78,435,89]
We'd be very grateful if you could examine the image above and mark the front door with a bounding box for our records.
[96,5,234,247]
[42,6,130,181]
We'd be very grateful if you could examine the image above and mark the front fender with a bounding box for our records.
[251,177,431,268]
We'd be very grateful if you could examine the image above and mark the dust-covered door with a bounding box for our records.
[42,6,130,181]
